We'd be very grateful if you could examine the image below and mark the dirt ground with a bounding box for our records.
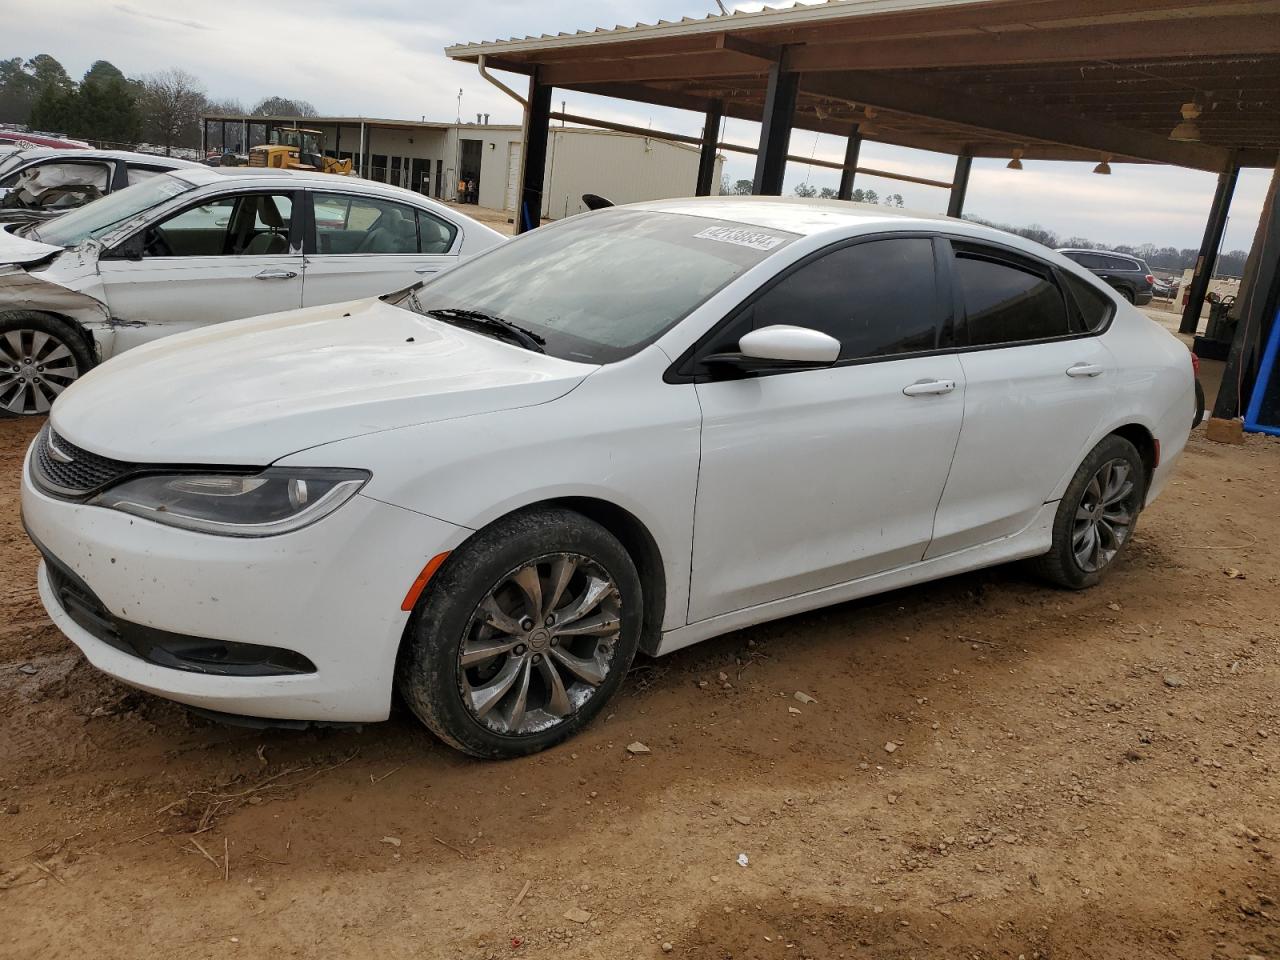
[2,398,1279,959]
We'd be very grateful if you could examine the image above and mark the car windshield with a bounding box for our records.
[29,173,196,247]
[401,209,797,363]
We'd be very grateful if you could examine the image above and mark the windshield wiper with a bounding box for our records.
[426,307,546,353]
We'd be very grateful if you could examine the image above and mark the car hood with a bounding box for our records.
[0,224,63,265]
[51,297,598,465]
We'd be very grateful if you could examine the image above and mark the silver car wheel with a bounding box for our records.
[1072,458,1138,574]
[458,553,622,736]
[0,329,81,415]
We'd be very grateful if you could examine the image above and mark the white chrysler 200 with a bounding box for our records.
[22,198,1194,757]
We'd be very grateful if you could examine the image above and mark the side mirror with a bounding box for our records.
[703,324,840,376]
[103,233,144,261]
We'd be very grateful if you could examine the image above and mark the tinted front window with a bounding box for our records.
[956,252,1069,346]
[1065,251,1106,269]
[743,238,940,360]
[403,210,796,364]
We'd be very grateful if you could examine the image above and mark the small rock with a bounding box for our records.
[736,853,749,867]
[1163,675,1185,689]
[732,814,752,826]
[662,943,673,953]
[626,741,651,756]
[883,742,898,754]
[794,691,817,704]
[717,672,729,683]
[380,836,401,847]
[17,663,38,676]
[788,706,801,715]
[564,908,592,924]
[1107,602,1121,612]
[1224,567,1246,579]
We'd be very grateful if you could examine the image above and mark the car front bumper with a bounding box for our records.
[21,448,468,722]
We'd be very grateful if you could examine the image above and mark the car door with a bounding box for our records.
[300,191,460,307]
[96,190,304,356]
[925,240,1117,558]
[686,236,966,623]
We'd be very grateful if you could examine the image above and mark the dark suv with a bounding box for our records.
[1057,249,1155,305]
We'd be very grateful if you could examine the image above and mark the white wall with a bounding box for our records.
[537,129,723,219]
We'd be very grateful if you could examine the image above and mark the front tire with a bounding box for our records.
[397,508,642,759]
[0,311,92,418]
[1033,435,1146,589]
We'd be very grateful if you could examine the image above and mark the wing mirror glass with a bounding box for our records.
[703,324,840,376]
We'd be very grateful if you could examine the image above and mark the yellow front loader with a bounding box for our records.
[248,128,353,176]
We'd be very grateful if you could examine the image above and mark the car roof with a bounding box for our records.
[170,166,452,203]
[1057,247,1142,262]
[620,195,1077,263]
[3,147,203,167]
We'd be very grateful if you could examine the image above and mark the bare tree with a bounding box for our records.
[140,68,205,155]
[252,96,318,118]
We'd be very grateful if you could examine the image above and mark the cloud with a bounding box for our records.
[113,3,210,30]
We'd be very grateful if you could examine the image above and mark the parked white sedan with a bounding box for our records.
[0,167,505,415]
[22,198,1194,757]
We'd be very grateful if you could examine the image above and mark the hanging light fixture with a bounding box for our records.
[1007,148,1024,171]
[1169,102,1202,142]
[859,106,880,137]
[1093,156,1113,175]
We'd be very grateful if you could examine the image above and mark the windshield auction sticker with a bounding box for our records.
[694,226,786,251]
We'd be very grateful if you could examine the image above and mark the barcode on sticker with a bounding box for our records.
[694,226,785,251]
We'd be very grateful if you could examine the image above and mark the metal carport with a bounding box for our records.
[447,0,1280,420]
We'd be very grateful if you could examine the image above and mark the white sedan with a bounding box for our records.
[22,198,1194,758]
[0,167,504,415]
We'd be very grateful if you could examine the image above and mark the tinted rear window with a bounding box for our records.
[955,251,1070,346]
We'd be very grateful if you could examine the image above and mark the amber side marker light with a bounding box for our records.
[401,551,451,611]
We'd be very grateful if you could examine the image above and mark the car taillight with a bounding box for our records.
[1145,275,1155,285]
[1191,352,1201,376]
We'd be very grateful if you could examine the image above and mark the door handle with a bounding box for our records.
[1066,363,1104,378]
[414,267,438,275]
[902,379,957,397]
[255,269,298,280]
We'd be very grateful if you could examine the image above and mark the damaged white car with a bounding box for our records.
[0,148,202,227]
[0,167,505,415]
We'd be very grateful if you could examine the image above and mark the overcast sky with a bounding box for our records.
[8,0,1272,251]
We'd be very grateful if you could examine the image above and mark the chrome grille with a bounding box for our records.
[32,426,134,498]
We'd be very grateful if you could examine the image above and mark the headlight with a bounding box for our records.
[91,468,370,537]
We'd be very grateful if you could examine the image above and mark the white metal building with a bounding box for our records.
[200,115,724,221]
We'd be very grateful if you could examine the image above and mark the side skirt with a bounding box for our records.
[653,501,1057,657]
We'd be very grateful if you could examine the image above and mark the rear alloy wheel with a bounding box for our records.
[1033,434,1146,589]
[398,508,642,758]
[1070,458,1139,574]
[0,312,92,417]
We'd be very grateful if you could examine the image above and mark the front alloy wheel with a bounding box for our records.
[0,328,81,416]
[460,554,621,735]
[398,507,642,758]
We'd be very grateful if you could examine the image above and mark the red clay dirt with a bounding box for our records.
[1,413,1277,959]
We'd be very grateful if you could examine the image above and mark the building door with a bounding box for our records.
[390,155,403,188]
[410,158,428,195]
[459,139,482,204]
[505,142,522,213]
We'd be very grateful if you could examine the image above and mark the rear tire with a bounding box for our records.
[1119,287,1136,304]
[397,508,642,759]
[1032,435,1146,590]
[0,311,93,418]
